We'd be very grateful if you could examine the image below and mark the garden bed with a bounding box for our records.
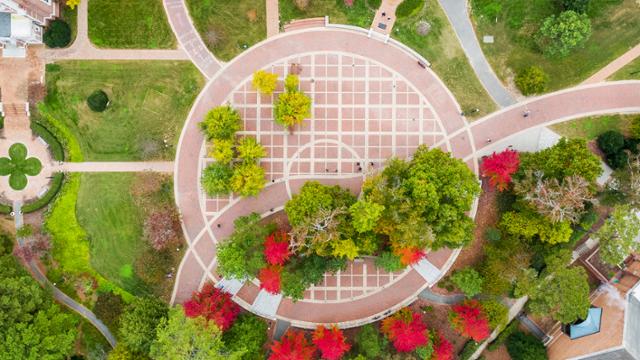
[279,0,378,29]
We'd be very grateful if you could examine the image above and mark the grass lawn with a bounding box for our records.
[392,0,497,119]
[279,0,377,29]
[550,114,636,140]
[471,0,640,92]
[88,0,175,49]
[40,61,204,161]
[77,173,148,295]
[186,0,266,62]
[610,56,640,80]
[77,172,183,298]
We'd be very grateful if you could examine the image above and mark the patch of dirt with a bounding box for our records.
[433,179,500,295]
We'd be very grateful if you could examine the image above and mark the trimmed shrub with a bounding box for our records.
[597,130,625,155]
[43,19,71,48]
[87,90,109,112]
[515,66,548,95]
[396,0,425,18]
[31,122,64,161]
[22,172,64,213]
[506,331,548,360]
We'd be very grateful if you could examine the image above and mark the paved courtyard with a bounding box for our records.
[172,27,468,328]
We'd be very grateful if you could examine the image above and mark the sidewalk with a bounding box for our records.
[583,43,640,84]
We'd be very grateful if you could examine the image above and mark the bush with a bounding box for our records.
[87,90,109,112]
[355,324,387,358]
[223,313,268,359]
[485,227,502,242]
[606,151,628,170]
[536,11,591,58]
[0,114,4,129]
[515,66,548,95]
[597,130,625,155]
[93,291,125,332]
[624,138,640,155]
[22,172,64,213]
[201,163,233,196]
[459,340,480,360]
[374,251,405,272]
[481,299,509,330]
[43,19,71,48]
[487,320,519,351]
[284,74,300,92]
[396,0,425,18]
[630,116,640,138]
[506,331,548,360]
[556,0,590,13]
[451,267,484,298]
[31,122,64,161]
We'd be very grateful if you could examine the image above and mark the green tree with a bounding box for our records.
[200,105,242,141]
[349,199,385,233]
[118,297,168,355]
[223,313,268,360]
[150,307,245,360]
[274,90,311,131]
[536,11,592,58]
[285,181,355,227]
[202,163,234,196]
[355,324,387,358]
[556,0,590,13]
[480,236,532,296]
[230,162,266,197]
[0,254,77,360]
[237,137,266,164]
[515,66,548,95]
[93,291,125,332]
[597,205,640,265]
[516,251,590,324]
[217,213,274,280]
[518,138,601,183]
[506,331,548,360]
[252,70,278,95]
[107,344,140,360]
[374,251,405,272]
[451,267,484,298]
[481,299,509,330]
[500,210,572,244]
[597,130,625,156]
[210,139,234,165]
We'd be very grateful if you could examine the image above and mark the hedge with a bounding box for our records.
[22,173,65,213]
[37,104,84,162]
[31,121,65,161]
[396,0,425,17]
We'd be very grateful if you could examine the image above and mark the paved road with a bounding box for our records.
[418,288,464,304]
[162,0,222,78]
[12,202,117,348]
[44,0,188,62]
[52,161,174,173]
[438,0,516,107]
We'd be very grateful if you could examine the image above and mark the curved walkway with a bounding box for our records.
[438,0,516,107]
[12,202,117,348]
[44,0,188,61]
[162,0,222,78]
[171,27,469,328]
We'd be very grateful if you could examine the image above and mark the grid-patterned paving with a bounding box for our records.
[198,51,449,303]
[201,52,447,216]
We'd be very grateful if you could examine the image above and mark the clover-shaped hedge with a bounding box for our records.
[0,143,42,190]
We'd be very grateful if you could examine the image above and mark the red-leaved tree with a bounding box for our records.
[264,230,290,266]
[449,300,491,342]
[183,283,240,331]
[259,266,282,294]
[432,332,454,360]
[396,247,426,266]
[269,330,316,360]
[480,149,520,191]
[312,325,351,360]
[381,308,429,352]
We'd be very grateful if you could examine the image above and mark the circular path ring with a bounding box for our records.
[171,27,478,328]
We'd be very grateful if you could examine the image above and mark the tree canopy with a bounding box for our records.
[597,205,640,265]
[200,105,243,141]
[118,297,168,355]
[536,11,592,58]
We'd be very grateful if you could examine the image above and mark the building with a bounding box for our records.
[0,0,58,56]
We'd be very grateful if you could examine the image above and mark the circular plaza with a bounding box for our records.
[172,26,478,328]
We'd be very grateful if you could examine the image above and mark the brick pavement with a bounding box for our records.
[584,43,640,84]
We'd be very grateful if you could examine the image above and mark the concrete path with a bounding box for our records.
[438,0,516,107]
[266,0,280,37]
[52,162,174,173]
[418,288,464,305]
[584,43,640,84]
[44,0,189,61]
[12,202,116,348]
[517,313,548,341]
[162,0,222,78]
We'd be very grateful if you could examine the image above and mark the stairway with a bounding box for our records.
[1,103,30,134]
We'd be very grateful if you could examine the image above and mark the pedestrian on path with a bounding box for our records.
[523,110,531,118]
